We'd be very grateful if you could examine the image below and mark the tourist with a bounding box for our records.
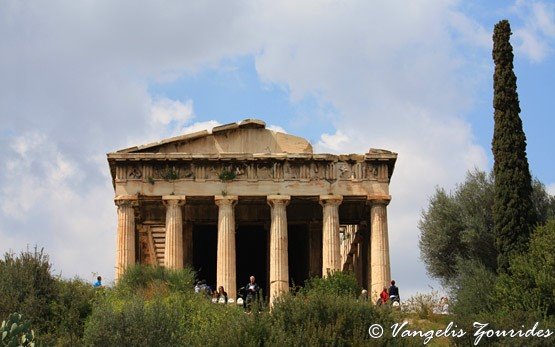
[380,286,389,305]
[93,276,102,288]
[215,286,228,304]
[388,280,400,303]
[194,280,202,293]
[359,289,369,302]
[195,280,212,297]
[244,275,260,312]
[439,297,449,314]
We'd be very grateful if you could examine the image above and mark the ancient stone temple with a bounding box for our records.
[107,119,397,303]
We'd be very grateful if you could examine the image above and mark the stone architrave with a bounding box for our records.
[215,195,238,300]
[115,195,138,281]
[369,197,391,300]
[162,195,186,269]
[320,195,343,276]
[267,195,291,305]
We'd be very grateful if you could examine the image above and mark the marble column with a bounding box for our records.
[369,198,391,300]
[267,195,291,305]
[320,195,343,277]
[163,195,186,270]
[115,195,138,281]
[215,195,238,300]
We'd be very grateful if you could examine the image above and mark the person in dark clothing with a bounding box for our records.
[244,275,260,312]
[388,280,400,303]
[215,286,228,303]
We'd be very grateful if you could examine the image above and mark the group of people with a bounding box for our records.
[378,280,400,306]
[359,280,401,306]
[195,275,261,312]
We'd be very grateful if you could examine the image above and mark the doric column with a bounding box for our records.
[115,195,138,281]
[320,195,343,276]
[162,195,186,270]
[369,196,391,300]
[267,195,291,305]
[215,195,238,300]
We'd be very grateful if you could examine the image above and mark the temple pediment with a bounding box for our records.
[118,119,313,155]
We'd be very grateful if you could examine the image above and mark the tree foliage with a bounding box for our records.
[492,19,537,272]
[419,169,554,285]
[494,220,555,317]
[0,248,56,333]
[0,248,96,346]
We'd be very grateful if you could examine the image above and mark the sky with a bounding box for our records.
[1,0,554,296]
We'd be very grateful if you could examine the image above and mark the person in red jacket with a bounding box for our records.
[380,286,389,305]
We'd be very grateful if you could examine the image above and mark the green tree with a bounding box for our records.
[492,19,537,272]
[419,169,554,285]
[0,248,57,333]
[494,220,555,317]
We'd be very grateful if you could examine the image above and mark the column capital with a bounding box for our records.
[114,195,138,207]
[367,195,391,206]
[267,195,291,207]
[162,195,186,207]
[319,195,343,207]
[214,195,238,206]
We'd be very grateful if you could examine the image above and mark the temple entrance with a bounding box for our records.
[288,224,310,288]
[236,225,268,301]
[193,225,217,290]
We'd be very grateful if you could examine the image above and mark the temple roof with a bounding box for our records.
[116,119,313,155]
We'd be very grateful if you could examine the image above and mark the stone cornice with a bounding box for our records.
[107,151,397,161]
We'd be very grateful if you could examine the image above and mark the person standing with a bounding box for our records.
[93,276,102,288]
[379,286,389,305]
[388,280,400,303]
[244,275,260,312]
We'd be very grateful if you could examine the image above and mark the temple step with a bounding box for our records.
[150,226,166,266]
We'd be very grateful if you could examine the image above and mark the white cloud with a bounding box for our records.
[547,183,555,196]
[267,124,287,133]
[513,1,555,62]
[150,98,194,126]
[179,120,221,135]
[317,131,349,153]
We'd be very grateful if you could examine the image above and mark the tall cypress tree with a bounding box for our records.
[492,20,536,272]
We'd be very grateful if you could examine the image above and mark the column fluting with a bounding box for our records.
[320,195,343,277]
[215,195,238,300]
[267,195,291,305]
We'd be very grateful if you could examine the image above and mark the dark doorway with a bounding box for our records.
[288,224,310,288]
[236,225,268,301]
[193,225,217,290]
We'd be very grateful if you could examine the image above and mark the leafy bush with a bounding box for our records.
[114,264,195,296]
[301,271,360,298]
[402,290,441,319]
[494,220,555,317]
[269,292,393,346]
[0,248,56,338]
[48,278,96,346]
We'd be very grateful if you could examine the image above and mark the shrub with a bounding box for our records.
[301,271,360,298]
[48,278,96,346]
[402,290,441,319]
[0,248,56,338]
[269,292,394,346]
[115,264,195,296]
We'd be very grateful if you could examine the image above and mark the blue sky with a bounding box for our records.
[1,0,554,296]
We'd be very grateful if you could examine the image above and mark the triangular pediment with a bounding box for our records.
[117,119,313,155]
